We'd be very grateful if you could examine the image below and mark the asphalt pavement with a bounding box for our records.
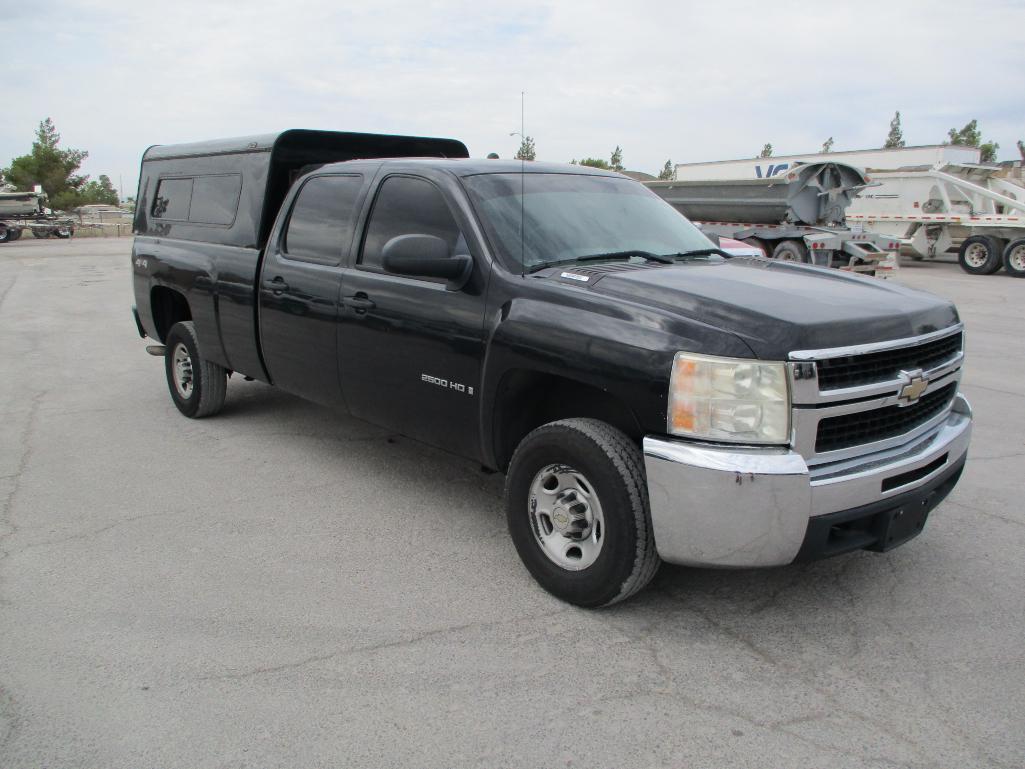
[1,237,1022,768]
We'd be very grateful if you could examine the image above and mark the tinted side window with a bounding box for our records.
[284,175,363,265]
[360,176,465,276]
[152,178,193,220]
[189,174,242,225]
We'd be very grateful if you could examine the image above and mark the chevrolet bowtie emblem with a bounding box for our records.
[897,370,928,406]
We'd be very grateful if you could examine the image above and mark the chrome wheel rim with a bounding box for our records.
[528,464,605,571]
[1008,244,1025,272]
[172,343,194,398]
[964,243,989,268]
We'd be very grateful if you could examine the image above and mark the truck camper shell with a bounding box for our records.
[134,129,469,248]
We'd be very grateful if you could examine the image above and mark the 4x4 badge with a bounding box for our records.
[897,369,928,406]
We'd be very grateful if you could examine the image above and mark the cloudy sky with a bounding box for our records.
[4,0,1023,198]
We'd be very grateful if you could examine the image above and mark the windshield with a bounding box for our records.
[462,172,717,272]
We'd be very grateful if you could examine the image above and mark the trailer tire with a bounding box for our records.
[54,226,73,239]
[1003,238,1025,278]
[958,235,1002,275]
[8,228,22,242]
[32,228,52,239]
[740,237,771,258]
[772,239,810,263]
[0,226,9,244]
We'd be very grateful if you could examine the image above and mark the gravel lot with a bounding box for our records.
[1,237,1022,769]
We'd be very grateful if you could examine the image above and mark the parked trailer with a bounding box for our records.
[845,164,1025,277]
[645,162,899,277]
[0,191,76,243]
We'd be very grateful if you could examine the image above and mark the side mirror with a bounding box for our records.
[381,234,473,291]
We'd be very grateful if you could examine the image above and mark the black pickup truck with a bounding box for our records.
[131,129,972,607]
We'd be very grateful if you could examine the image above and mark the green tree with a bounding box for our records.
[610,146,624,172]
[79,174,120,206]
[947,119,999,162]
[515,136,536,161]
[572,157,610,169]
[885,111,905,148]
[657,159,674,180]
[2,118,89,210]
[822,137,834,153]
[759,143,773,158]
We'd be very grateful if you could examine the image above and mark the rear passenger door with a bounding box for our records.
[258,173,367,407]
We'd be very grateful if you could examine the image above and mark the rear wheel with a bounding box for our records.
[505,418,660,607]
[7,228,22,242]
[53,225,73,239]
[1002,238,1025,278]
[0,225,9,244]
[958,235,1003,275]
[164,321,227,418]
[32,228,52,239]
[772,239,810,263]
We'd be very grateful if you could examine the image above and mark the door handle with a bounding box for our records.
[342,293,376,314]
[264,276,289,294]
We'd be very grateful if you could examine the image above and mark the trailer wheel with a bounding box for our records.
[0,226,9,244]
[7,228,22,242]
[32,228,52,239]
[739,237,771,258]
[1003,238,1025,278]
[958,235,1003,275]
[772,239,810,263]
[53,226,73,239]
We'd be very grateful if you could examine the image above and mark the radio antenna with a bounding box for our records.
[520,90,525,277]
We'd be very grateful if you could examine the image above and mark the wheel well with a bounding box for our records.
[150,287,191,343]
[493,371,643,472]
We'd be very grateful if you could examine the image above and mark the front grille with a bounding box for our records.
[816,383,957,453]
[816,332,962,391]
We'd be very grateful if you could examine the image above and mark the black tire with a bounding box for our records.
[164,321,227,418]
[32,228,52,239]
[0,226,9,244]
[53,226,73,239]
[958,235,1003,275]
[739,237,771,258]
[772,239,810,263]
[505,418,660,607]
[1002,238,1025,278]
[7,228,22,242]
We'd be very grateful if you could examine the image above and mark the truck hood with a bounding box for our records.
[567,258,959,359]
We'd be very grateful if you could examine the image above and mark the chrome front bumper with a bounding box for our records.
[642,394,972,568]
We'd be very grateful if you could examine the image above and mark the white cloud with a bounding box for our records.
[4,0,1023,197]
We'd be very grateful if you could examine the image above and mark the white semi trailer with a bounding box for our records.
[845,164,1025,277]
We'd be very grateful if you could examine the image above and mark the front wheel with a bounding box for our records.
[164,321,227,418]
[1003,238,1025,278]
[505,418,660,607]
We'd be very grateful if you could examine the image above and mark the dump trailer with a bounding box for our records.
[844,163,1025,277]
[645,162,899,277]
[0,190,76,243]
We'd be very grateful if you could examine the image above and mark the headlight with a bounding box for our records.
[668,352,790,444]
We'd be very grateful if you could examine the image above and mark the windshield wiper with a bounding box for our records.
[525,250,674,274]
[661,248,734,260]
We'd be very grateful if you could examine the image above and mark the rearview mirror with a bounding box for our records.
[381,234,472,291]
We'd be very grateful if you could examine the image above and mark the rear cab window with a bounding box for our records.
[283,175,364,265]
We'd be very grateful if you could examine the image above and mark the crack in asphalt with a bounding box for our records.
[199,608,571,682]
